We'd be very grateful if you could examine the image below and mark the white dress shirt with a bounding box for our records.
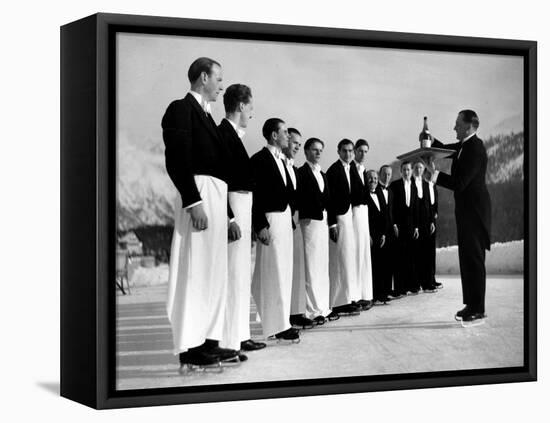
[339,159,351,191]
[307,161,324,192]
[354,161,365,185]
[414,176,424,199]
[189,90,212,114]
[284,156,297,189]
[266,144,287,185]
[428,181,435,205]
[225,117,245,139]
[403,179,411,207]
[379,184,389,204]
[369,191,380,211]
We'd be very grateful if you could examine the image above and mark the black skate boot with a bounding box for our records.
[269,328,301,344]
[290,314,315,329]
[178,349,222,374]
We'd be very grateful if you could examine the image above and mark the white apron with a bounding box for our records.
[301,211,331,318]
[220,191,253,351]
[166,175,228,354]
[290,211,306,315]
[251,206,293,337]
[329,206,357,307]
[353,204,373,301]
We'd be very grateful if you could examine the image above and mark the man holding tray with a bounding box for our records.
[425,110,491,326]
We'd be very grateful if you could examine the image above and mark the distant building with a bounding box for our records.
[118,231,143,256]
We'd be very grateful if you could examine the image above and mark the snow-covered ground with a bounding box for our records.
[436,240,523,274]
[129,240,524,287]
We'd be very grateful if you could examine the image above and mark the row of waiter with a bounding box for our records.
[161,58,440,372]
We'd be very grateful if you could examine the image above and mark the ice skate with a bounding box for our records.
[454,306,469,321]
[313,315,326,325]
[355,300,373,311]
[240,339,267,351]
[327,310,340,321]
[268,327,301,344]
[290,314,316,329]
[178,351,223,374]
[333,303,361,316]
[206,346,242,366]
[460,312,487,328]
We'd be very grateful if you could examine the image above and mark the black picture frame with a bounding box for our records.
[60,12,537,409]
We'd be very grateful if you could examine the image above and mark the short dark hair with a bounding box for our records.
[288,128,301,137]
[355,139,370,149]
[337,138,354,151]
[223,84,252,113]
[304,137,324,150]
[379,164,391,174]
[459,109,480,129]
[187,57,221,83]
[262,118,285,142]
[400,161,412,170]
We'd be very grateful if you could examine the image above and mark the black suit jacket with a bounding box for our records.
[350,162,368,206]
[432,135,491,249]
[389,178,419,234]
[414,179,434,234]
[250,147,293,232]
[161,93,230,208]
[366,189,390,242]
[377,183,394,228]
[326,160,353,226]
[217,118,253,192]
[296,163,330,222]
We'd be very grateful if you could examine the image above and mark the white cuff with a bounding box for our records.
[184,200,202,210]
[329,224,337,229]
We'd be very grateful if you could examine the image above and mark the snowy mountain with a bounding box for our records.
[117,142,176,230]
[117,131,524,231]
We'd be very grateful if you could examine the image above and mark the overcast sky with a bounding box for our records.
[117,32,523,171]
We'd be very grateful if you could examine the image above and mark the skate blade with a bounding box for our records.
[460,318,486,328]
[454,315,462,322]
[267,337,301,345]
[220,357,242,367]
[327,315,340,321]
[179,362,224,374]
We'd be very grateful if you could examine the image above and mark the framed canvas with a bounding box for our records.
[60,12,537,409]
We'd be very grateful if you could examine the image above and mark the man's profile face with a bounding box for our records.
[203,64,224,102]
[355,145,369,164]
[238,99,253,129]
[379,166,392,185]
[273,123,290,150]
[338,143,354,163]
[283,133,301,159]
[401,163,412,180]
[413,162,425,178]
[305,141,323,164]
[454,113,472,141]
[366,171,378,192]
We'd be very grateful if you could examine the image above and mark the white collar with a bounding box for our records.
[462,132,477,143]
[339,158,351,169]
[403,178,411,184]
[266,144,283,160]
[285,156,294,167]
[189,90,211,114]
[354,160,365,170]
[307,160,321,173]
[225,118,245,139]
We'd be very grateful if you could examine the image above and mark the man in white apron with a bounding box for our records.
[251,118,300,342]
[351,139,374,310]
[283,128,316,330]
[326,139,361,318]
[296,138,332,325]
[162,57,237,370]
[217,84,266,358]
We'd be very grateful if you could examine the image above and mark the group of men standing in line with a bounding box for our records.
[162,57,491,372]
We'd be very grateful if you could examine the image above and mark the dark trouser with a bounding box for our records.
[396,231,416,294]
[413,231,432,289]
[429,229,437,283]
[456,213,487,314]
[371,242,391,300]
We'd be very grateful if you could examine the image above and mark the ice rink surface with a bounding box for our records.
[116,275,523,390]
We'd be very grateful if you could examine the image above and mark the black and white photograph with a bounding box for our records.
[5,0,549,419]
[114,28,527,390]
